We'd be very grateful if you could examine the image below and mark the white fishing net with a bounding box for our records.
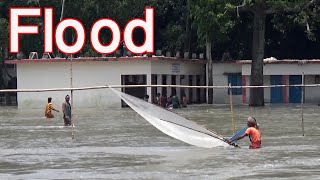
[110,87,231,148]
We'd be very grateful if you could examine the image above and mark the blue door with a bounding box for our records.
[271,75,283,103]
[227,74,242,95]
[289,75,302,103]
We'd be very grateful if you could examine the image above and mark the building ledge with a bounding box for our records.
[5,56,207,64]
[214,59,320,65]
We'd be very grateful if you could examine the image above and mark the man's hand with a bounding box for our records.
[226,139,237,147]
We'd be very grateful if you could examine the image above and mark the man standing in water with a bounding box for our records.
[229,117,261,149]
[45,97,59,118]
[62,95,72,126]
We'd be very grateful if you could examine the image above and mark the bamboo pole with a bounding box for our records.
[70,55,75,139]
[229,83,235,134]
[301,72,305,136]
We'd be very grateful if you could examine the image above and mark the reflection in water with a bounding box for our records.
[1,105,320,179]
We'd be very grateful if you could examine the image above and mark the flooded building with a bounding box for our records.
[211,59,320,104]
[6,56,206,108]
[6,56,320,108]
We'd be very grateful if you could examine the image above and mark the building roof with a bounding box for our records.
[8,56,320,65]
[5,56,207,64]
[216,59,320,65]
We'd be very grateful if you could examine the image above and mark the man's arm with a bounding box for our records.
[53,108,59,112]
[233,133,247,141]
[62,103,66,115]
[226,132,247,144]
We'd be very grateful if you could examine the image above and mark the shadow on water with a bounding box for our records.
[0,104,320,179]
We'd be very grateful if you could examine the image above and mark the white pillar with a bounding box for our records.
[167,75,172,96]
[176,75,181,98]
[147,74,151,102]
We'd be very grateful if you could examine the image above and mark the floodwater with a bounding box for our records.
[1,104,320,179]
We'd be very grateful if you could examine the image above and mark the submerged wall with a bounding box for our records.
[11,57,205,109]
[16,60,151,109]
[212,61,320,105]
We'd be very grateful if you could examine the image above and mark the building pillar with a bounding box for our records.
[147,74,151,103]
[242,75,247,104]
[184,75,189,103]
[176,75,181,99]
[167,74,172,96]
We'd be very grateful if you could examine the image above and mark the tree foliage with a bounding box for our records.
[0,0,320,59]
[190,0,235,44]
[229,0,320,106]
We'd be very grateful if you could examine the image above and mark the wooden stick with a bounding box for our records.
[70,55,75,139]
[71,113,75,139]
[301,72,305,136]
[229,83,236,135]
[71,90,74,139]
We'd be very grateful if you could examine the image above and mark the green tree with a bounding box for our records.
[191,0,235,104]
[233,0,320,106]
[0,4,9,91]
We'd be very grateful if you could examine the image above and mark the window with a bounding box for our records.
[227,74,242,95]
[315,75,320,84]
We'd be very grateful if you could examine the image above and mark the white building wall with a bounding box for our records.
[244,75,250,104]
[243,64,320,75]
[16,59,320,108]
[211,63,242,104]
[305,75,319,103]
[264,76,271,103]
[212,63,242,75]
[151,60,205,102]
[16,60,205,109]
[151,61,205,75]
[17,63,71,109]
[17,61,151,109]
[235,63,320,104]
[212,75,228,104]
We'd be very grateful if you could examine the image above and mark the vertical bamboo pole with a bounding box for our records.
[70,55,73,108]
[229,83,235,134]
[70,54,74,139]
[301,72,304,136]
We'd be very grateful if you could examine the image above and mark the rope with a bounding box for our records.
[0,83,319,93]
